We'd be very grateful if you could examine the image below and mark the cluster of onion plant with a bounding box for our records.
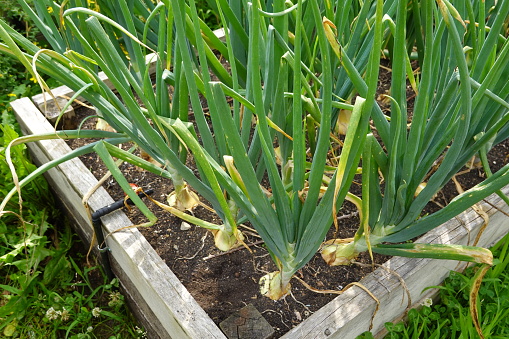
[0,0,249,251]
[322,0,509,269]
[322,2,509,335]
[2,0,509,310]
[0,0,385,299]
[165,0,390,299]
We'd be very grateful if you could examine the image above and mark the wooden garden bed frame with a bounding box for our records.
[9,51,509,338]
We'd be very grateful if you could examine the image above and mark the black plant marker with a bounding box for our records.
[91,188,154,280]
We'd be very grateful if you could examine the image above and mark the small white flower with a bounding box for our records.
[46,307,59,321]
[60,307,70,321]
[421,298,433,307]
[87,326,93,333]
[92,307,102,318]
[135,326,147,338]
[108,291,123,307]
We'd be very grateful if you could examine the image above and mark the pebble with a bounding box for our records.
[180,222,192,231]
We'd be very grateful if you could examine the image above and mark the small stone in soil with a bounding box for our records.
[219,304,274,339]
[180,221,192,231]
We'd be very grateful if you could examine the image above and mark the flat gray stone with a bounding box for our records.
[220,304,274,339]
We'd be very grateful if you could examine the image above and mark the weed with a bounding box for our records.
[0,124,144,337]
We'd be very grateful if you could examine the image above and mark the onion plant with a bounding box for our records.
[2,0,509,307]
[321,0,509,269]
[0,0,385,299]
[0,0,247,251]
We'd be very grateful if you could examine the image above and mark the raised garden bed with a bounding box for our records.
[9,75,509,338]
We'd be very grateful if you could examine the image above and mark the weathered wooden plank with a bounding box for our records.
[109,252,165,339]
[10,97,227,339]
[10,97,98,243]
[220,304,275,339]
[32,69,117,116]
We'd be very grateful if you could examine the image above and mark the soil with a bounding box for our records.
[64,60,509,338]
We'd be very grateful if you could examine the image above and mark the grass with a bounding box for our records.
[357,232,509,339]
[0,3,144,338]
[0,124,145,339]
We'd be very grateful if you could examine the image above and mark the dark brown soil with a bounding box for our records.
[64,60,509,337]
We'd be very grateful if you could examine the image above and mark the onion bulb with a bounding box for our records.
[259,271,291,300]
[321,239,358,266]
